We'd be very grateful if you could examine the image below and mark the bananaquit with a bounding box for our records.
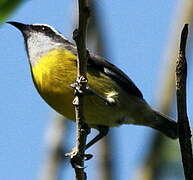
[8,21,178,149]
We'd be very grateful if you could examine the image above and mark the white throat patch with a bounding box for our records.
[27,32,64,66]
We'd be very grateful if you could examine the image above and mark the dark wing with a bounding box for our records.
[63,42,143,98]
[88,53,143,98]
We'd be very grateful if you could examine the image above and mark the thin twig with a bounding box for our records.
[137,2,193,179]
[176,24,193,180]
[70,0,90,179]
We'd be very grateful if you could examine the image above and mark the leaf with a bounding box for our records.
[0,0,22,23]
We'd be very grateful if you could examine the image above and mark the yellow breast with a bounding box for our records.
[31,48,127,127]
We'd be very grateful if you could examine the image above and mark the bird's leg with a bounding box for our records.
[86,126,109,150]
[70,83,115,105]
[66,126,109,161]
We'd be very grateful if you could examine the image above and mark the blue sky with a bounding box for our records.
[0,0,192,179]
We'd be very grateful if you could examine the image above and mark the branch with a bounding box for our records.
[137,2,193,180]
[176,24,193,180]
[70,0,90,179]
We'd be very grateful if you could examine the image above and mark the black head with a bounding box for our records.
[7,21,75,66]
[7,21,67,43]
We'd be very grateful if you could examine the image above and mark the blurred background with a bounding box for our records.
[0,0,193,179]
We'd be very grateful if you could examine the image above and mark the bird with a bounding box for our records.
[8,21,178,149]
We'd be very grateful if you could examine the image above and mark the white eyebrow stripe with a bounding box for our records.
[32,23,68,40]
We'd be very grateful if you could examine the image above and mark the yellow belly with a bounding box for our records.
[31,48,128,127]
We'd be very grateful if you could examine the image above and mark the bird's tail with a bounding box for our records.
[150,110,178,139]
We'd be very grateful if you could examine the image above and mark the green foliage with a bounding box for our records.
[0,0,22,23]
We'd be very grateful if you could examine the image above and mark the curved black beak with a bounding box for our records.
[7,21,30,36]
[7,21,26,30]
